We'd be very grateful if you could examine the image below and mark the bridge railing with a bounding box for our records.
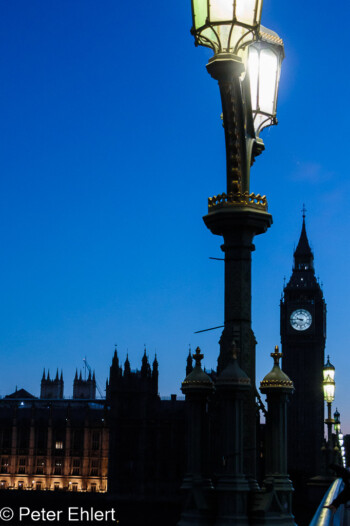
[309,478,345,526]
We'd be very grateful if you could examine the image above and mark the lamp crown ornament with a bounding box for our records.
[193,346,204,367]
[271,344,283,366]
[260,345,293,391]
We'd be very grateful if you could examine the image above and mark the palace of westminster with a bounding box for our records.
[0,216,345,525]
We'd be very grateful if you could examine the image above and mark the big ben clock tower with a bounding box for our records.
[281,211,326,485]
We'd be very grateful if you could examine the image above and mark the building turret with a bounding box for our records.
[40,368,64,399]
[141,349,151,378]
[152,355,159,392]
[186,347,193,377]
[124,355,131,376]
[73,369,96,399]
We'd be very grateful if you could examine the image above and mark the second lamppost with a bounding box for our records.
[190,0,284,483]
[323,356,335,464]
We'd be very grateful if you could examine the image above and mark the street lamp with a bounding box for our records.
[191,0,284,195]
[334,408,341,434]
[190,0,285,492]
[323,356,335,460]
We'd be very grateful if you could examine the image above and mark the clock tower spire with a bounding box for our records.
[280,212,326,490]
[293,206,314,272]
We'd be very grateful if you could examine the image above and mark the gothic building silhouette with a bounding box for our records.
[0,216,332,525]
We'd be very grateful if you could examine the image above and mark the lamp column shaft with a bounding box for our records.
[327,402,333,464]
[178,388,213,526]
[259,393,295,525]
[215,387,250,526]
[204,55,272,486]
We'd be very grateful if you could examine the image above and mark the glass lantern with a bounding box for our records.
[247,26,284,136]
[334,408,341,433]
[323,375,335,403]
[191,0,263,54]
[323,355,335,381]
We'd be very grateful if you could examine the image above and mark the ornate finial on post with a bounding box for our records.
[271,345,283,367]
[193,347,204,367]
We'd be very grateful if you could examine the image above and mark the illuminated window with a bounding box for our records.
[55,441,63,450]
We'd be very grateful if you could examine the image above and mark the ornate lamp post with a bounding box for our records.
[179,347,214,526]
[334,408,340,434]
[258,346,296,526]
[323,356,335,462]
[189,0,284,483]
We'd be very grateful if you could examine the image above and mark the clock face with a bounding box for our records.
[290,309,312,331]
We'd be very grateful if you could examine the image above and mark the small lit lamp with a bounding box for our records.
[323,356,335,459]
[323,355,335,383]
[334,408,341,434]
[323,374,335,404]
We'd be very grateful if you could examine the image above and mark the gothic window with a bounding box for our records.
[72,460,80,475]
[36,429,47,450]
[92,431,100,450]
[54,460,62,475]
[18,428,29,450]
[0,429,11,449]
[72,430,83,451]
[91,459,100,476]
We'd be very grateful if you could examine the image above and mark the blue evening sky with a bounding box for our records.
[1,1,350,431]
